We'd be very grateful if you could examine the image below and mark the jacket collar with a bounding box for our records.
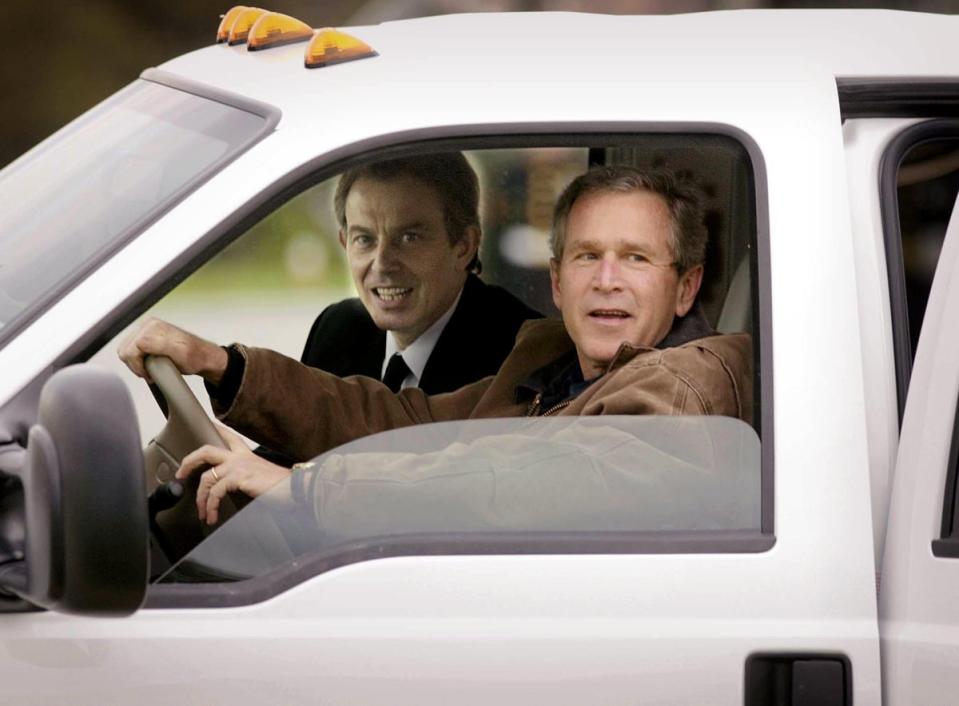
[517,304,716,403]
[656,304,715,349]
[604,304,715,372]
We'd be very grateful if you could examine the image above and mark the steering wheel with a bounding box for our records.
[143,355,242,563]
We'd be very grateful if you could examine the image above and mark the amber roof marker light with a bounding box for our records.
[248,12,315,51]
[228,7,268,45]
[305,28,378,69]
[216,6,249,43]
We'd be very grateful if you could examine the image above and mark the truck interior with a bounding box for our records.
[114,133,766,591]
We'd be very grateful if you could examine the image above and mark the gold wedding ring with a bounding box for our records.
[211,466,220,482]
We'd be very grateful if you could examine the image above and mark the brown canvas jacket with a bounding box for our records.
[215,318,753,462]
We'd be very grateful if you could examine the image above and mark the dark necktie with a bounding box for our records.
[382,353,412,393]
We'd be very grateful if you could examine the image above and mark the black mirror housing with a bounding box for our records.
[0,365,148,616]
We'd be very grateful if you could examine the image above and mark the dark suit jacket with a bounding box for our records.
[300,273,542,394]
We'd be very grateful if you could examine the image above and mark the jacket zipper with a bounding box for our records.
[526,393,573,417]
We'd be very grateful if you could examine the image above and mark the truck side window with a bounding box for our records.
[91,136,768,606]
[897,137,959,356]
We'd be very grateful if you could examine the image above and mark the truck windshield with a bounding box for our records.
[0,79,271,343]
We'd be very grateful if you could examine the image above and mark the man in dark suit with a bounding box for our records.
[301,153,541,394]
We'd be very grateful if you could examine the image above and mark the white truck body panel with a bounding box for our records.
[881,189,959,705]
[1,9,958,704]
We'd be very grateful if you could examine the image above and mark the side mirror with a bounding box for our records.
[0,365,148,616]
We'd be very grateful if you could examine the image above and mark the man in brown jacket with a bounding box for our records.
[120,166,752,525]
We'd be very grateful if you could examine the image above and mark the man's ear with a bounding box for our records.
[338,230,347,250]
[674,264,704,317]
[454,225,481,269]
[549,258,562,310]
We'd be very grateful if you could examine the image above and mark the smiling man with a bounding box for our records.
[301,153,539,394]
[551,188,703,380]
[119,165,752,524]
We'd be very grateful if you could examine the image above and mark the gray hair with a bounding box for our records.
[550,166,708,273]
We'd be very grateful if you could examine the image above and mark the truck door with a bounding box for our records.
[881,184,959,705]
[1,73,884,705]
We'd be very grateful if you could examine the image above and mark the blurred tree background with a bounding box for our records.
[2,1,360,170]
[3,0,956,171]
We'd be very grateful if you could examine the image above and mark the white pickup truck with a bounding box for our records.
[1,8,958,705]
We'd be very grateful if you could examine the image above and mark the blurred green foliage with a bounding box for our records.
[167,176,352,299]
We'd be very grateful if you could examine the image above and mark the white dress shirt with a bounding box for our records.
[381,290,463,390]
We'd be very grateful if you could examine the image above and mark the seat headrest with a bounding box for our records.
[716,256,751,334]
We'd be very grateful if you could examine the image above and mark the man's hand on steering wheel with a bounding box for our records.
[118,317,229,384]
[176,424,292,525]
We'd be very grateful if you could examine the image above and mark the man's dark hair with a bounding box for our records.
[334,152,481,272]
[550,165,707,274]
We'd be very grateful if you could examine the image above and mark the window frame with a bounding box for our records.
[878,119,959,424]
[149,530,769,609]
[54,126,773,609]
[839,78,959,424]
[932,388,959,558]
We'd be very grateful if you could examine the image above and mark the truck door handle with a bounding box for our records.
[745,654,850,706]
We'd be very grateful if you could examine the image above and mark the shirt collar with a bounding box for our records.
[382,288,463,386]
[600,304,717,372]
[515,350,591,408]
